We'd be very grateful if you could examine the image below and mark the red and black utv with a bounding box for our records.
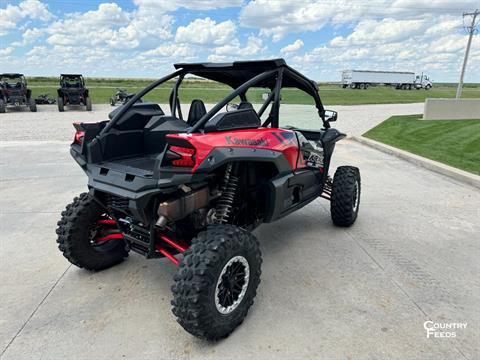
[57,74,92,112]
[57,59,361,340]
[0,73,37,113]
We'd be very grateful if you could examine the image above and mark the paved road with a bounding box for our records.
[0,104,478,359]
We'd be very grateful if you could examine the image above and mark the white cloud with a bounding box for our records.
[47,3,131,47]
[330,18,427,47]
[281,39,304,54]
[240,0,479,41]
[208,35,264,61]
[134,0,243,11]
[12,27,44,46]
[0,47,14,56]
[0,0,53,36]
[3,0,479,82]
[175,18,236,46]
[142,44,190,57]
[291,14,479,82]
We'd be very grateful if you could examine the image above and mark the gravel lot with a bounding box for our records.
[1,103,478,360]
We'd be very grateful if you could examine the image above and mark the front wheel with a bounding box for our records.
[58,97,64,112]
[29,98,37,112]
[331,166,361,227]
[172,225,262,340]
[56,193,129,271]
[85,96,92,111]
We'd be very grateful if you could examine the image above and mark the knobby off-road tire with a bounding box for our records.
[58,97,64,112]
[172,225,262,341]
[56,193,128,271]
[29,98,37,112]
[331,166,361,227]
[86,97,92,111]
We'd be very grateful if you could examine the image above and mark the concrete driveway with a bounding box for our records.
[0,104,478,359]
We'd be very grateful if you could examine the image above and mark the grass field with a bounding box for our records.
[26,77,480,106]
[363,115,480,175]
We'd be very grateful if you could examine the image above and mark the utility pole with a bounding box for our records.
[456,9,479,99]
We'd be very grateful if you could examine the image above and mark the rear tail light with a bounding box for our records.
[73,130,85,145]
[168,145,196,167]
[72,122,85,145]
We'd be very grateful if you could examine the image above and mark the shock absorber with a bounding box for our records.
[214,163,239,224]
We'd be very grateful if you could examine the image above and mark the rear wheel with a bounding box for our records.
[56,193,129,271]
[359,83,365,90]
[0,99,5,113]
[331,166,361,227]
[86,97,92,111]
[172,225,262,340]
[349,83,356,89]
[58,97,64,112]
[29,98,37,112]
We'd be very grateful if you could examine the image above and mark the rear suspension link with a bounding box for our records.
[94,218,188,266]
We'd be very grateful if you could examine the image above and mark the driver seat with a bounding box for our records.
[187,99,207,126]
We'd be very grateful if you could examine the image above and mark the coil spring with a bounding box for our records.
[214,163,238,224]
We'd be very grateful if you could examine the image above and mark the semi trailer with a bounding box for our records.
[341,70,432,90]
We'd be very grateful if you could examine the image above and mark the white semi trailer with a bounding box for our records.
[341,70,432,90]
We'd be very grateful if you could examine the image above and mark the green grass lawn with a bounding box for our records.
[27,77,480,106]
[363,115,480,175]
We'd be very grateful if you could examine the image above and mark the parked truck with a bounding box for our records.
[341,70,432,90]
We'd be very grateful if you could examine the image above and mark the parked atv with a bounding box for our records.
[57,59,361,341]
[0,73,37,113]
[110,88,141,106]
[35,93,56,105]
[57,74,92,111]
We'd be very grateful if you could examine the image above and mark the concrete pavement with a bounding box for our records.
[0,104,478,359]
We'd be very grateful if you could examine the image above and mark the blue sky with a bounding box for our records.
[1,0,479,81]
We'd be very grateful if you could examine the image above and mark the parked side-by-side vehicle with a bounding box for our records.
[57,74,92,111]
[0,73,37,113]
[56,59,361,340]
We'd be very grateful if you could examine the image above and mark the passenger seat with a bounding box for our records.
[187,99,207,126]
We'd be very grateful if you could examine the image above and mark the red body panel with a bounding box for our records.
[167,128,301,172]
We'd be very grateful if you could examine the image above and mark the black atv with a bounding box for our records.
[57,74,92,112]
[0,73,37,113]
[57,59,361,341]
[110,88,140,106]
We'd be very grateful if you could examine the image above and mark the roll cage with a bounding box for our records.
[101,59,328,136]
[0,73,27,88]
[60,74,85,88]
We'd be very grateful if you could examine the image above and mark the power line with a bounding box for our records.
[456,9,479,99]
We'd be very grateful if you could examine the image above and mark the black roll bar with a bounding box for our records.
[189,69,279,133]
[99,69,184,136]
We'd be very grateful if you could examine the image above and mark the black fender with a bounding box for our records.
[321,128,346,170]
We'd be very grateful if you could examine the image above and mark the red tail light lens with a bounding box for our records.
[74,130,85,145]
[169,146,195,167]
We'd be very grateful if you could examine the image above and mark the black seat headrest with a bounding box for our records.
[204,108,261,133]
[238,101,254,110]
[187,99,207,126]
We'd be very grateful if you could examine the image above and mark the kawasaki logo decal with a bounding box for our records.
[225,136,268,146]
